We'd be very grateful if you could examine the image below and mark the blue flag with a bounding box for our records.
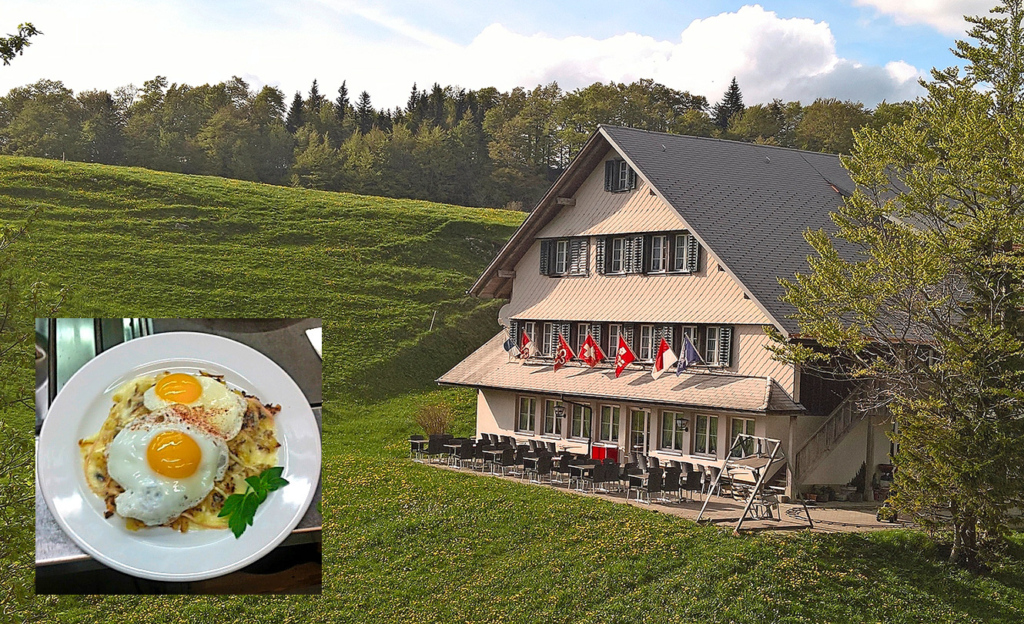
[676,335,703,374]
[503,334,521,357]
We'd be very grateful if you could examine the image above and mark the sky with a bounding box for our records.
[0,0,996,110]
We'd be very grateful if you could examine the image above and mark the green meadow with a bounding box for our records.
[1,156,1022,623]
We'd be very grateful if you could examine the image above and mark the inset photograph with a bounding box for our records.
[35,318,322,594]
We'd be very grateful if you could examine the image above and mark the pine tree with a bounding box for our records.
[355,90,374,135]
[307,79,325,115]
[712,77,744,130]
[285,91,304,134]
[334,81,349,122]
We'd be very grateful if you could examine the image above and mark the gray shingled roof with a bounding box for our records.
[600,125,856,335]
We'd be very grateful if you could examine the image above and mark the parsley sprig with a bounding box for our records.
[218,466,289,538]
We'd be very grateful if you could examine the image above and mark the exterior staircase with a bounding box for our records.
[791,383,880,485]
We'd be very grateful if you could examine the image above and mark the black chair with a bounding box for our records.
[620,462,642,491]
[500,435,513,446]
[526,453,553,484]
[662,466,682,503]
[633,467,664,504]
[683,471,703,502]
[546,441,557,453]
[493,447,517,476]
[553,451,575,484]
[648,456,660,470]
[425,434,449,463]
[452,439,475,469]
[637,454,649,472]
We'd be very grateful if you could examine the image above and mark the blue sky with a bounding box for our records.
[0,1,993,109]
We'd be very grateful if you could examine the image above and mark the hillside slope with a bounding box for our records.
[3,158,1023,624]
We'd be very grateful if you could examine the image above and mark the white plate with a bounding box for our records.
[37,332,321,582]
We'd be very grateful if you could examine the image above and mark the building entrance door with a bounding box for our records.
[629,408,649,456]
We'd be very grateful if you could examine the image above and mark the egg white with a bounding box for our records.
[106,407,229,527]
[143,373,247,440]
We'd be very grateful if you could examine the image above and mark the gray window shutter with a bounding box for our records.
[595,238,605,275]
[569,238,588,275]
[631,235,645,274]
[509,320,519,348]
[624,324,635,351]
[539,240,551,275]
[629,168,637,189]
[718,326,733,367]
[560,322,572,346]
[662,325,674,349]
[604,161,614,191]
[590,323,602,348]
[687,235,700,272]
[652,326,662,351]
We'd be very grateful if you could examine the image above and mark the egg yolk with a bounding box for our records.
[147,430,202,478]
[155,373,203,404]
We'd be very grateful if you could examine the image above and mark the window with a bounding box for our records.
[517,397,537,433]
[610,237,625,273]
[673,233,694,272]
[681,325,697,344]
[543,399,562,436]
[705,326,720,365]
[540,238,588,277]
[730,417,756,457]
[693,414,718,456]
[554,240,568,274]
[661,411,687,452]
[576,324,589,353]
[703,325,733,367]
[599,405,620,442]
[607,324,622,361]
[570,403,592,439]
[651,235,668,272]
[541,322,554,357]
[522,321,536,350]
[638,325,654,361]
[629,409,648,452]
[604,159,635,192]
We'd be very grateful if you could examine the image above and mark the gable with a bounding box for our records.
[537,148,687,238]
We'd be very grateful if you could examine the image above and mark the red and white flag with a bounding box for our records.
[614,335,636,378]
[520,331,537,359]
[552,334,575,372]
[652,338,678,380]
[578,333,605,368]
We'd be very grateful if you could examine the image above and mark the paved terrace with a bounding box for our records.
[426,461,912,534]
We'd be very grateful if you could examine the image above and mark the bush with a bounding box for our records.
[415,401,455,435]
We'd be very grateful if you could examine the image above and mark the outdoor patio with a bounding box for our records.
[413,435,910,534]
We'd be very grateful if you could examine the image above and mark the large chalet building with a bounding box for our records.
[439,125,892,496]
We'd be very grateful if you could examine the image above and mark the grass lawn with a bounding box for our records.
[1,156,1022,623]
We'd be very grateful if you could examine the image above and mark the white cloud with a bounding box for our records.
[852,0,993,35]
[0,2,925,110]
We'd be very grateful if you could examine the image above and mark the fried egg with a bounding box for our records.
[143,372,247,440]
[106,405,229,527]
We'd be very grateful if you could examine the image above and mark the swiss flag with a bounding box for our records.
[579,333,605,368]
[552,334,575,372]
[652,338,678,380]
[614,335,636,378]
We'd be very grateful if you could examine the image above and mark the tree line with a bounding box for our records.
[0,75,915,209]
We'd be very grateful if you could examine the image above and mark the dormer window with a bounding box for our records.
[604,159,636,193]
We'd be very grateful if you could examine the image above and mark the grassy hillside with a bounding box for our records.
[2,157,1023,623]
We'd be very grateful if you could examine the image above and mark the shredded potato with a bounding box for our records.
[78,371,281,532]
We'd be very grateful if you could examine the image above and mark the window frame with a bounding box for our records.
[517,396,537,434]
[638,324,654,361]
[553,239,569,275]
[606,323,622,361]
[541,322,554,357]
[730,417,756,457]
[599,404,620,442]
[672,233,690,272]
[576,324,589,353]
[660,410,687,452]
[610,237,625,274]
[705,326,720,365]
[693,413,719,456]
[542,398,563,437]
[570,403,592,440]
[650,234,668,273]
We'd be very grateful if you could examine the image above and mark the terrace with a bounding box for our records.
[412,433,902,534]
